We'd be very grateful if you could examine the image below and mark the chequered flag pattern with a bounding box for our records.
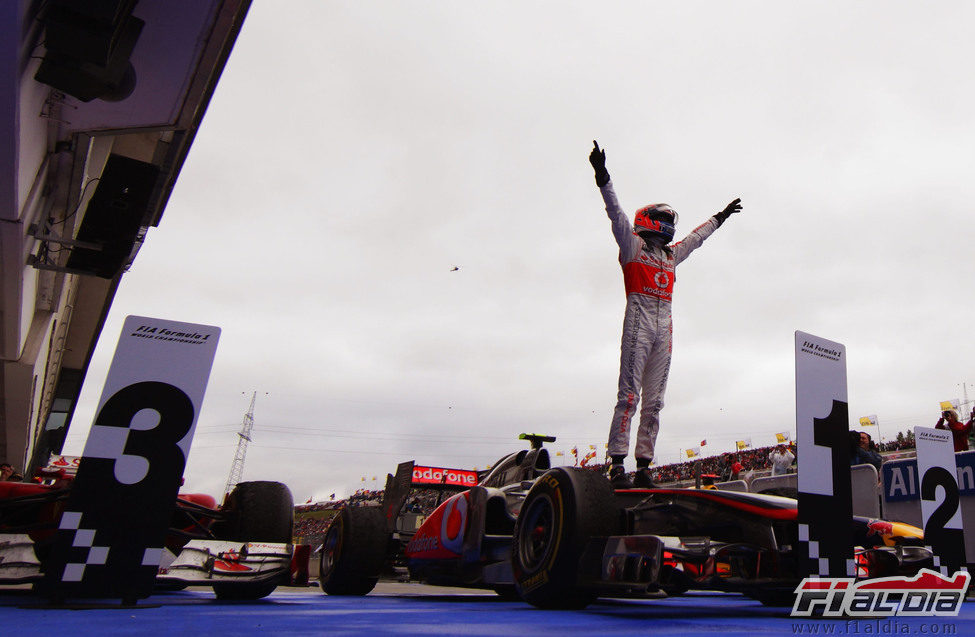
[799,523,855,577]
[58,511,111,582]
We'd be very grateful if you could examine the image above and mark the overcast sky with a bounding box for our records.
[62,1,975,502]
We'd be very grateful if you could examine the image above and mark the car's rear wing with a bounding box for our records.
[380,462,414,535]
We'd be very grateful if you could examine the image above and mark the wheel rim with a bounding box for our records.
[518,494,556,572]
[320,520,342,579]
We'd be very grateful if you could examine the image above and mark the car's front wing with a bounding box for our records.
[156,540,292,585]
[0,534,43,583]
[576,533,934,599]
[577,534,798,597]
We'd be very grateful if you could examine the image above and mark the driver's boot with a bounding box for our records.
[633,467,658,488]
[609,465,634,489]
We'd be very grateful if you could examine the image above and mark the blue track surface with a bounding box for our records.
[0,584,971,636]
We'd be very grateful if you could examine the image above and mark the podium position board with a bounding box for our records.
[44,316,220,601]
[795,332,854,578]
[914,426,967,575]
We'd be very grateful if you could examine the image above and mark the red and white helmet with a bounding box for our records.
[633,204,678,242]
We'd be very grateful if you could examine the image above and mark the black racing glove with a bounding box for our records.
[714,198,742,226]
[589,140,610,187]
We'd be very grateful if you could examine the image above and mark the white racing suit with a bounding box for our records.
[601,180,720,461]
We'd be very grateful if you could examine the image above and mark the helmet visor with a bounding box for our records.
[634,204,678,241]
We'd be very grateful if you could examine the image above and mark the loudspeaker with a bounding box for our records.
[34,0,144,102]
[43,0,140,65]
[65,154,159,279]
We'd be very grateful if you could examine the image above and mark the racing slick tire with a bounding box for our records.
[211,481,294,600]
[511,467,619,609]
[319,505,389,596]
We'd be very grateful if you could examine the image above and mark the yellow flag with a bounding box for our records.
[775,432,789,443]
[686,448,699,458]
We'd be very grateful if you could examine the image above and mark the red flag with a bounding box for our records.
[700,439,707,446]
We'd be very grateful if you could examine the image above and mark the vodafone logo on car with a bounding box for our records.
[411,466,478,487]
[405,492,472,559]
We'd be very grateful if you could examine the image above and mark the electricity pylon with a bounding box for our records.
[224,391,257,495]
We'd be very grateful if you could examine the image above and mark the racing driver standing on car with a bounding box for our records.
[589,141,742,489]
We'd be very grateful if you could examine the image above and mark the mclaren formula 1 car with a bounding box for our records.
[318,434,931,608]
[0,459,295,600]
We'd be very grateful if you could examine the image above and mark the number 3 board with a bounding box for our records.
[43,316,220,601]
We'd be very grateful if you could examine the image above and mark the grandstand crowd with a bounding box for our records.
[647,437,913,484]
[294,488,460,540]
[647,431,919,484]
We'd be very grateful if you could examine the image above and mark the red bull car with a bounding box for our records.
[0,462,294,600]
[318,434,931,608]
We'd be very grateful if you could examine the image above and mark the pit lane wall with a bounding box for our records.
[743,464,881,518]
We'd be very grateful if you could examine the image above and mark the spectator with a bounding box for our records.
[850,431,882,471]
[935,408,973,453]
[719,453,744,481]
[859,431,883,471]
[0,463,21,481]
[730,457,743,481]
[768,445,795,476]
[717,453,733,482]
